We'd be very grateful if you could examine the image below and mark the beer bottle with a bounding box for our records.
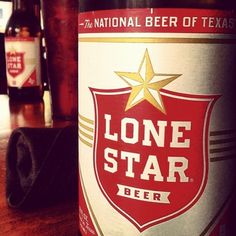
[5,0,43,101]
[0,0,12,93]
[79,0,236,235]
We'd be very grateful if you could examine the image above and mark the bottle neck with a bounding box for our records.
[13,0,34,12]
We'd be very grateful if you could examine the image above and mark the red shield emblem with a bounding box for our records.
[6,52,25,78]
[91,87,218,232]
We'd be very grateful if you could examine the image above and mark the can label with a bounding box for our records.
[79,9,236,235]
[5,37,41,88]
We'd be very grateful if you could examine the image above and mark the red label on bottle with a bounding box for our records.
[6,51,25,78]
[91,50,218,231]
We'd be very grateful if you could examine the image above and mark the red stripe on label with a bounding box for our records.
[5,37,35,42]
[22,69,37,87]
[79,9,236,34]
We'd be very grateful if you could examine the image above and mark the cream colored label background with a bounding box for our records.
[5,38,41,88]
[79,32,236,236]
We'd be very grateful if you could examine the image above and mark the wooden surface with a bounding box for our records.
[0,92,78,236]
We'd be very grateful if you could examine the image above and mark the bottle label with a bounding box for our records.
[5,37,41,88]
[78,9,236,235]
[0,1,12,33]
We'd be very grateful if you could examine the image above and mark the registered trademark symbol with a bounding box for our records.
[190,178,194,182]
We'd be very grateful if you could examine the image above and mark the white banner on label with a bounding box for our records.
[117,184,170,204]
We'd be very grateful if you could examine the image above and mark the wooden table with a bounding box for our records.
[0,92,78,236]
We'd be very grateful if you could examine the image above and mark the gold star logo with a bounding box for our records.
[115,49,181,114]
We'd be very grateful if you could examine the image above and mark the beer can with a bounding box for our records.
[78,8,236,235]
